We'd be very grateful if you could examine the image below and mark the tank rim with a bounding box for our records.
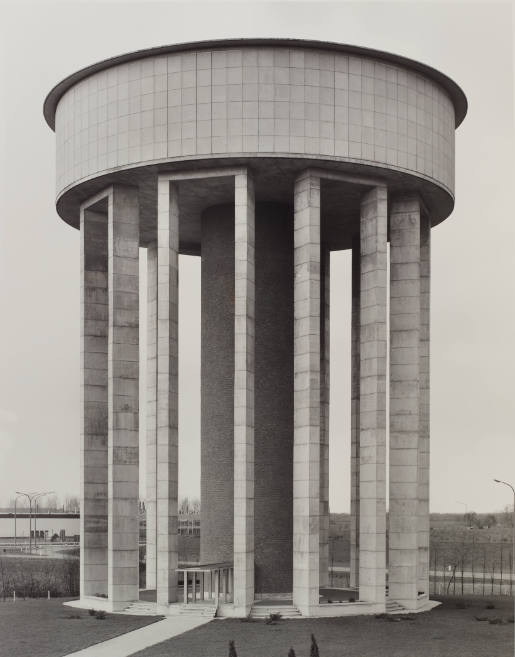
[43,37,467,130]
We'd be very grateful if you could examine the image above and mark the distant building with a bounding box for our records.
[178,513,200,536]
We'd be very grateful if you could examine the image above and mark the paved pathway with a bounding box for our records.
[62,615,212,657]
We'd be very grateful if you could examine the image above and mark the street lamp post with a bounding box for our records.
[33,492,54,550]
[13,494,25,549]
[15,491,54,554]
[493,479,515,597]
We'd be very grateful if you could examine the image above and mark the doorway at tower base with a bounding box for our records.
[200,202,294,595]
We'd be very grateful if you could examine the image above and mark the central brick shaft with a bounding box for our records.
[200,202,293,594]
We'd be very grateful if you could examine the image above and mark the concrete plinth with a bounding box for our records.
[107,185,140,610]
[358,186,387,606]
[388,196,421,609]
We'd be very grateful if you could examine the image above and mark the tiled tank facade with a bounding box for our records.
[54,45,455,199]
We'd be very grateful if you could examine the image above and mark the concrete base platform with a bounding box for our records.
[65,591,441,619]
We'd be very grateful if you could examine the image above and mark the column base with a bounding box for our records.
[63,596,136,614]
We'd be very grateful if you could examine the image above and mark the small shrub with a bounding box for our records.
[95,610,106,620]
[485,603,496,610]
[88,608,96,616]
[310,633,320,657]
[375,613,387,619]
[269,612,282,622]
[66,614,81,620]
[348,597,355,603]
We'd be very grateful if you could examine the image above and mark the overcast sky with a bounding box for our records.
[0,1,514,514]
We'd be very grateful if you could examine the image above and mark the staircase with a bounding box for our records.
[385,599,407,614]
[249,604,302,620]
[123,601,160,616]
[175,602,218,618]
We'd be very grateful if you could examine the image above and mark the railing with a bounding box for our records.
[177,563,233,604]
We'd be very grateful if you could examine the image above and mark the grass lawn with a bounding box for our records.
[0,597,162,657]
[134,595,514,657]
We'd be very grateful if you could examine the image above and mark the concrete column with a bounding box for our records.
[418,214,431,595]
[233,171,255,615]
[146,243,157,590]
[107,185,140,610]
[80,207,108,598]
[293,171,320,614]
[388,196,421,609]
[350,236,360,590]
[319,249,330,588]
[156,178,179,606]
[358,186,387,605]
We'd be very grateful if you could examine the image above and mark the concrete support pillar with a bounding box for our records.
[156,178,179,606]
[350,236,360,590]
[358,186,387,605]
[293,171,320,614]
[418,214,431,595]
[80,207,108,598]
[107,185,140,610]
[146,243,157,590]
[233,172,255,615]
[388,196,421,609]
[319,249,330,588]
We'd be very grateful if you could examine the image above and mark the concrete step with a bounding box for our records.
[178,603,217,618]
[385,599,408,614]
[250,605,302,619]
[123,602,160,616]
